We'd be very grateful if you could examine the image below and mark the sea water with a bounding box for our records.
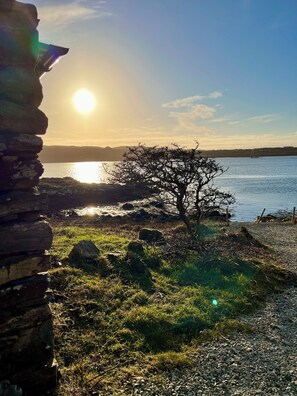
[42,156,297,222]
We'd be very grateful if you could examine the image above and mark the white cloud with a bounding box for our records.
[38,1,111,29]
[162,95,205,109]
[162,91,223,109]
[162,92,219,134]
[191,104,216,119]
[209,91,223,99]
[247,113,281,124]
[208,113,281,127]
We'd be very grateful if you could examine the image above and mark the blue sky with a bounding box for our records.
[34,0,297,148]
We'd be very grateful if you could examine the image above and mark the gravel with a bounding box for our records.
[130,223,297,396]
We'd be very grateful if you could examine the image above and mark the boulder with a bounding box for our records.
[132,209,151,221]
[107,251,124,263]
[139,228,165,244]
[0,101,48,135]
[122,202,134,210]
[149,200,164,209]
[68,240,100,263]
[125,251,147,274]
[127,241,144,255]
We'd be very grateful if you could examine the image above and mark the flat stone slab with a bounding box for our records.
[0,253,50,286]
[0,189,48,218]
[0,220,52,255]
[0,273,49,310]
[0,158,43,190]
[0,100,48,135]
[0,132,42,154]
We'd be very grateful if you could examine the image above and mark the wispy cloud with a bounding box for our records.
[162,91,223,109]
[208,113,282,126]
[162,91,221,134]
[246,113,281,124]
[38,1,111,29]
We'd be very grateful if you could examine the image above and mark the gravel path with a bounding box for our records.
[132,223,297,396]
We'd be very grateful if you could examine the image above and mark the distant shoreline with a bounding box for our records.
[40,146,297,163]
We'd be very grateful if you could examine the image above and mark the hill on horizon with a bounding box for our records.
[39,145,297,163]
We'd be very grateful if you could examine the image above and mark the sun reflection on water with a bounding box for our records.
[71,162,108,184]
[85,207,97,216]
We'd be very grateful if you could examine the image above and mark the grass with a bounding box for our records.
[51,226,131,259]
[50,225,292,395]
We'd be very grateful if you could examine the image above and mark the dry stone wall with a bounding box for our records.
[0,1,58,394]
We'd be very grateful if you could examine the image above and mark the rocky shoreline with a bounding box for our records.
[40,177,231,224]
[39,177,150,212]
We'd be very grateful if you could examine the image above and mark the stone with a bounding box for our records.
[0,381,22,396]
[133,209,151,221]
[1,318,54,364]
[0,253,50,286]
[0,133,42,155]
[0,305,51,335]
[0,190,47,219]
[68,240,100,263]
[206,210,231,220]
[17,212,41,222]
[127,241,145,255]
[0,101,48,135]
[0,25,38,68]
[10,359,59,396]
[0,0,15,12]
[229,227,263,247]
[0,274,49,310]
[107,251,124,263]
[126,251,147,274]
[207,210,221,217]
[0,67,43,106]
[122,202,134,210]
[149,200,164,209]
[139,228,165,244]
[0,158,43,190]
[0,221,53,255]
[12,1,39,29]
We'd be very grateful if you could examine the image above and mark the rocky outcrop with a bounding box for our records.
[0,1,58,394]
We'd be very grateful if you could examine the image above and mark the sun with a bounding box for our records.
[72,89,96,114]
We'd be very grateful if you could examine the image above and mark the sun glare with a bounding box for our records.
[72,89,96,114]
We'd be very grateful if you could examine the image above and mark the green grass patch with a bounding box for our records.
[51,226,130,259]
[50,225,291,395]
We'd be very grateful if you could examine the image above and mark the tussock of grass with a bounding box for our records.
[50,225,292,395]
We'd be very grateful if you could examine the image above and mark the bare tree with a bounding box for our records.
[109,143,235,236]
